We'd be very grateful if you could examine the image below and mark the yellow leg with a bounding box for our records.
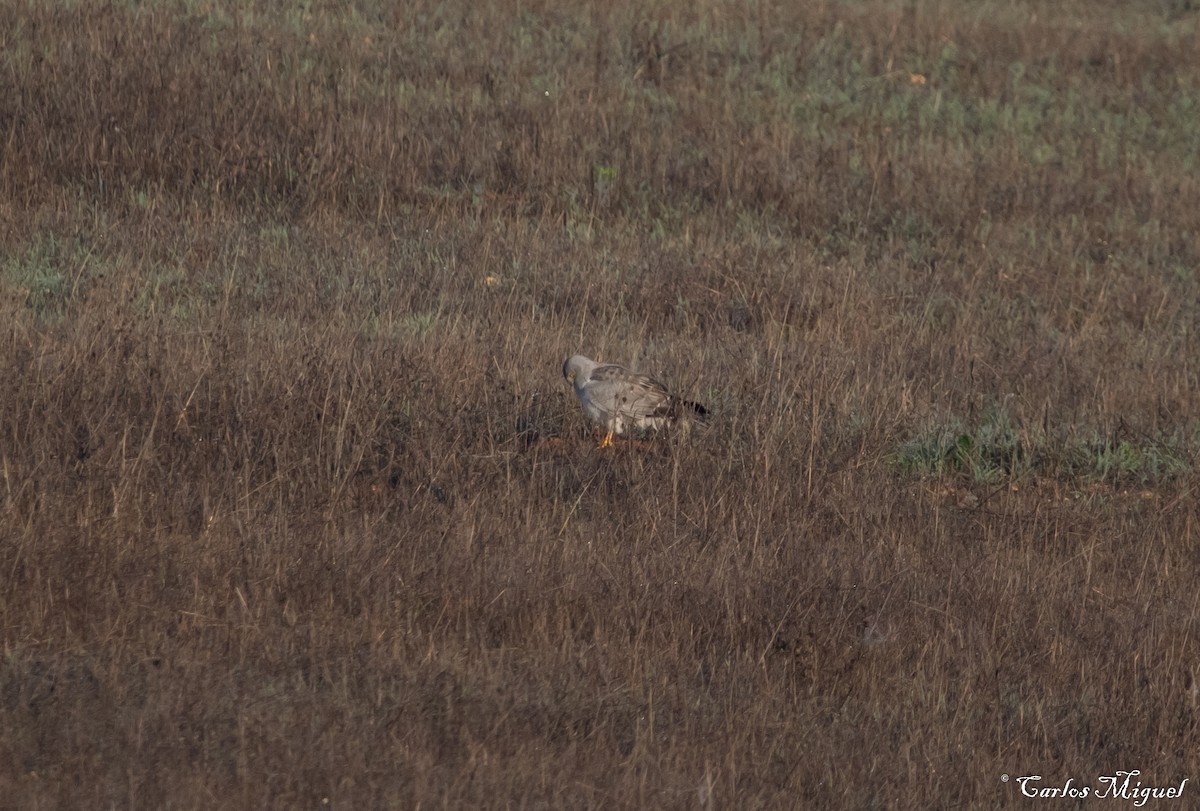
[597,430,614,449]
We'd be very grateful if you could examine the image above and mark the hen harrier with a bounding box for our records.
[562,355,708,447]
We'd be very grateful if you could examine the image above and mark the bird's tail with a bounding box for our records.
[681,399,709,420]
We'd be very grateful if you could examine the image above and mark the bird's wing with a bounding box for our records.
[585,364,674,419]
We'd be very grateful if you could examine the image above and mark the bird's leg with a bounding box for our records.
[596,429,614,449]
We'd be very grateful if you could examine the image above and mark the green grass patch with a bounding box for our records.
[0,236,90,321]
[894,408,1193,485]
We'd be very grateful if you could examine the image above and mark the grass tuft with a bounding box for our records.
[895,407,1193,485]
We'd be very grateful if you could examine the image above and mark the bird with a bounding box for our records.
[562,355,708,447]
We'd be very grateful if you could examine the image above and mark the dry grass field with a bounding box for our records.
[3,0,1200,806]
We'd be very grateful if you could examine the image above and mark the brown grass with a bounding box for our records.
[3,0,1200,806]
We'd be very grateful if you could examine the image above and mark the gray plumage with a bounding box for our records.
[562,355,707,440]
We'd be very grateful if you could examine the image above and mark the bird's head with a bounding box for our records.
[562,355,594,386]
